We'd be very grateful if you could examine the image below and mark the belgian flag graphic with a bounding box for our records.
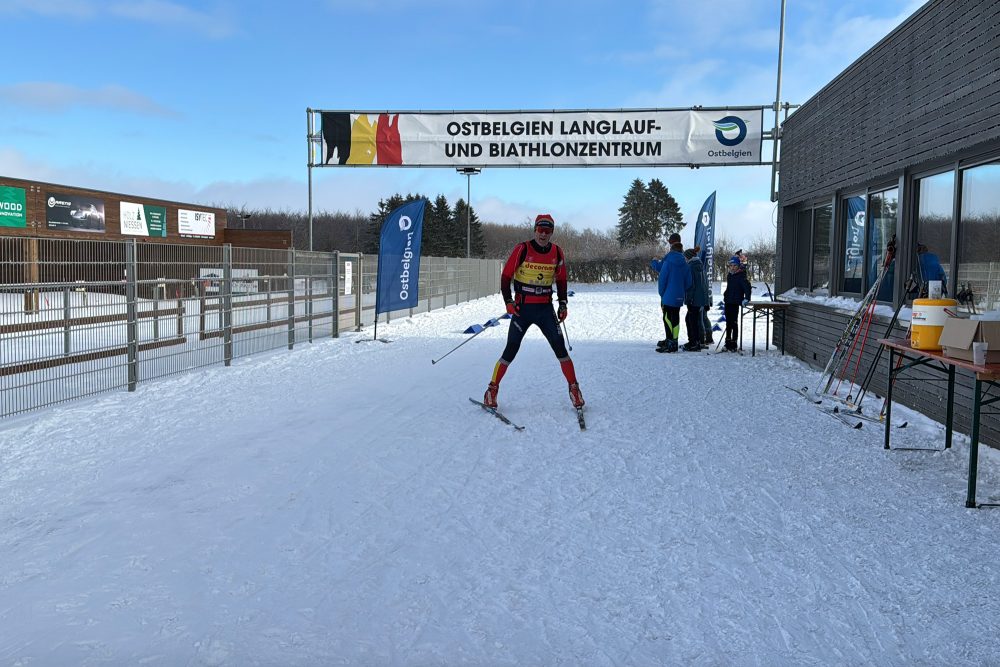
[322,112,402,166]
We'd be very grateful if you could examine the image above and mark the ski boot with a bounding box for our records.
[658,339,678,353]
[483,382,499,408]
[682,341,701,352]
[655,338,669,351]
[724,340,737,352]
[568,383,585,408]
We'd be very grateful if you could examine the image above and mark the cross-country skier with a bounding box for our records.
[482,214,584,410]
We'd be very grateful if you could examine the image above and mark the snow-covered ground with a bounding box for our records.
[2,283,999,666]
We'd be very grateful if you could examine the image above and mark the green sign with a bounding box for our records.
[0,186,27,228]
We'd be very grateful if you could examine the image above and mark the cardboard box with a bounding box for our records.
[938,317,1000,364]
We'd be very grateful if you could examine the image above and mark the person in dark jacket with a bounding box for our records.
[723,255,752,352]
[683,246,710,351]
[656,233,692,353]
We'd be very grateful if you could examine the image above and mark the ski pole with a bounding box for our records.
[818,236,895,394]
[562,320,572,351]
[431,313,505,365]
[854,274,917,407]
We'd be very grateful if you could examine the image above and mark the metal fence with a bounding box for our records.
[0,236,502,418]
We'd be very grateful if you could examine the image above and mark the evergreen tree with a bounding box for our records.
[365,195,403,253]
[452,198,484,257]
[423,195,453,256]
[616,179,654,247]
[470,207,486,258]
[648,178,683,241]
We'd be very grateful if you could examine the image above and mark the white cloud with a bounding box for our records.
[108,0,236,39]
[0,0,96,18]
[0,148,61,182]
[774,1,928,104]
[0,82,178,117]
[0,0,236,38]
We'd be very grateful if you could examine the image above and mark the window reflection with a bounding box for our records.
[811,205,831,291]
[914,171,953,297]
[841,194,865,293]
[794,209,811,288]
[958,162,1000,313]
[868,188,897,301]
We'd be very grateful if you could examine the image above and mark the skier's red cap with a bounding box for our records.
[534,214,555,230]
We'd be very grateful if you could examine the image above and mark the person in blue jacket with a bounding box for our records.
[655,233,692,353]
[683,246,711,351]
[916,242,947,297]
[723,255,752,352]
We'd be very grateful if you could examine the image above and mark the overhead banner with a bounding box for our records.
[46,193,105,233]
[693,191,717,276]
[376,199,426,315]
[120,201,167,237]
[315,108,766,168]
[0,185,27,228]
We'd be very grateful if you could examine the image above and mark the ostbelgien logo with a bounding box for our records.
[713,116,748,147]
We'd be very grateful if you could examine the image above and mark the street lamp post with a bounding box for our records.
[237,212,252,229]
[456,167,481,258]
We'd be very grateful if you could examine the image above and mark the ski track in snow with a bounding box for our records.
[1,283,1000,665]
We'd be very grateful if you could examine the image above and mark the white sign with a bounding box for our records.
[120,202,149,236]
[178,209,215,238]
[232,269,259,294]
[317,108,766,168]
[198,268,259,294]
[344,261,353,296]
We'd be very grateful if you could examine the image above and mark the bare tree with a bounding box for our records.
[712,232,738,281]
[747,232,777,282]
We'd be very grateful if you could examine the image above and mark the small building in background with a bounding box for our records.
[775,0,1000,445]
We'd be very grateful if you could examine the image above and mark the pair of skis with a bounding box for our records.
[786,385,907,429]
[786,385,861,427]
[469,397,586,431]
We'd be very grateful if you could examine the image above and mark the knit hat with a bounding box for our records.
[728,255,741,266]
[534,214,555,230]
[683,248,697,260]
[667,232,682,245]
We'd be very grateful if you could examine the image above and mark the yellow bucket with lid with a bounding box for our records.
[910,298,957,350]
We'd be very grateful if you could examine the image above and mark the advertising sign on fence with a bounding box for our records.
[46,193,106,233]
[198,268,260,294]
[0,186,27,228]
[178,209,215,238]
[120,201,167,237]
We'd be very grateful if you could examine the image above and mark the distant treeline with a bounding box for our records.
[224,201,776,282]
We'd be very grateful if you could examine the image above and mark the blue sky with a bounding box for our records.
[1,0,925,247]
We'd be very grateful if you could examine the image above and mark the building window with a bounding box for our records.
[811,204,831,291]
[868,187,898,301]
[793,210,811,288]
[841,193,865,294]
[793,203,833,292]
[957,160,1000,314]
[914,171,953,296]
